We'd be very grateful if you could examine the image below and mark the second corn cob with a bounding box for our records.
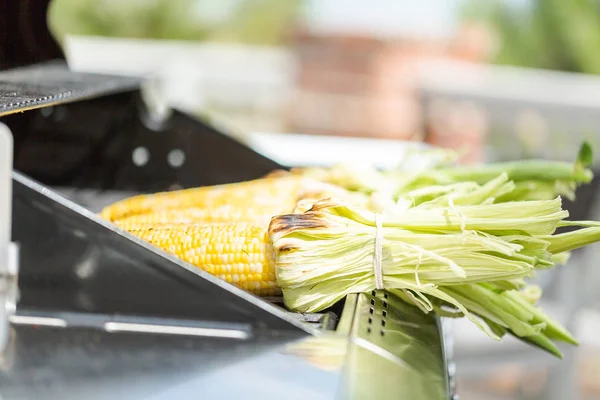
[100,174,360,224]
[100,175,312,223]
[113,204,283,227]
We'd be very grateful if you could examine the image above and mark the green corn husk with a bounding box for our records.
[269,196,568,312]
[270,143,600,358]
[399,283,566,358]
[544,225,600,254]
[426,283,575,358]
[290,142,594,205]
[395,172,516,210]
[503,288,577,345]
[414,156,592,189]
[517,332,564,359]
[269,174,600,357]
[388,282,566,358]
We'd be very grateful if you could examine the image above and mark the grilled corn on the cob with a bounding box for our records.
[102,173,362,297]
[118,222,279,296]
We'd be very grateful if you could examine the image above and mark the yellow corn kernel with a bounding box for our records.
[118,222,279,297]
[99,175,308,223]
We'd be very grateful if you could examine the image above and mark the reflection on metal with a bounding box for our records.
[1,323,337,400]
[9,309,253,339]
[352,336,413,369]
[3,243,19,318]
[9,315,67,328]
[441,317,457,396]
[283,332,348,373]
[104,322,249,340]
[288,311,339,332]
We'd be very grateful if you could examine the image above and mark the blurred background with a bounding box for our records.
[16,0,600,398]
[46,0,600,166]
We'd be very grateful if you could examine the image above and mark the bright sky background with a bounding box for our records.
[303,0,464,39]
[302,0,531,39]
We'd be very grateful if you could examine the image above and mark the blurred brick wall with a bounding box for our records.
[424,22,495,164]
[286,23,492,163]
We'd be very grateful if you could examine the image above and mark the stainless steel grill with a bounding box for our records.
[0,61,454,400]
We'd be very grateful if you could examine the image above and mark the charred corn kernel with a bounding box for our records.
[99,176,308,223]
[118,222,279,296]
[112,205,279,226]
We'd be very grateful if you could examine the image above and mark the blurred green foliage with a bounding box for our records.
[48,0,301,46]
[461,0,600,74]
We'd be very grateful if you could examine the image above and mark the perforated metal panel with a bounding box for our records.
[336,292,452,400]
[0,61,139,116]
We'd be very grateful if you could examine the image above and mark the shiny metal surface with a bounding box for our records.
[0,297,451,400]
[336,293,450,400]
[0,122,17,355]
[3,171,452,399]
[1,321,338,400]
[11,171,310,331]
[0,123,11,274]
[3,171,341,399]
